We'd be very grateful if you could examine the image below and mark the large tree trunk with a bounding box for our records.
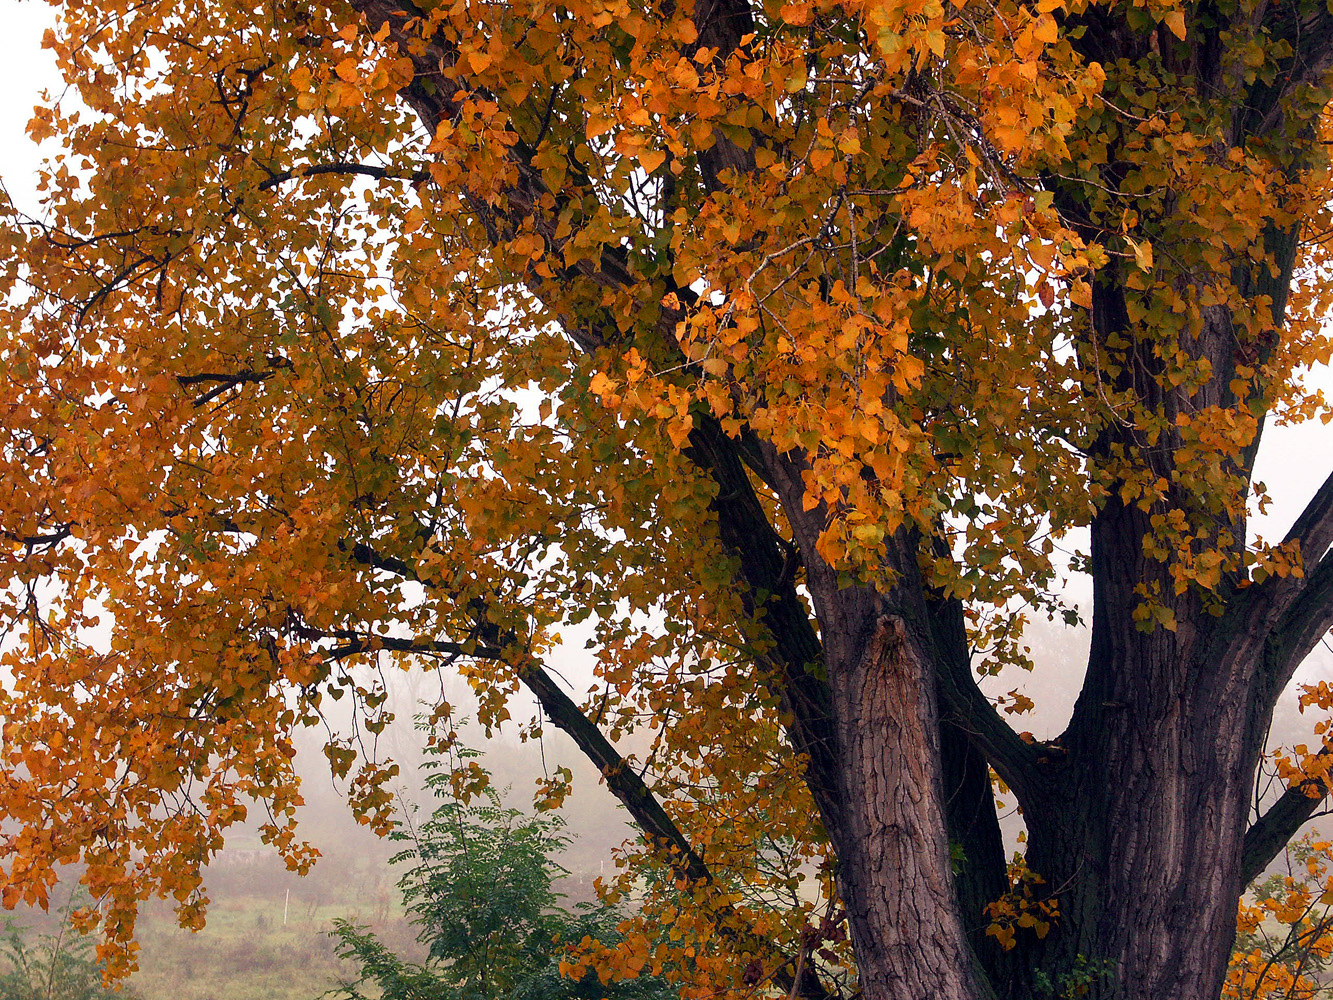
[823,611,991,1000]
[1014,500,1259,1000]
[762,453,998,999]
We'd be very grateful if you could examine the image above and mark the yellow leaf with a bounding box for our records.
[666,414,694,449]
[1032,15,1059,44]
[1127,236,1154,272]
[639,148,666,174]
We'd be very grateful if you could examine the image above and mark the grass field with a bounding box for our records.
[123,893,420,1000]
[0,849,606,1000]
[0,850,422,1000]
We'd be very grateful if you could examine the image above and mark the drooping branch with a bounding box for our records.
[519,665,710,881]
[316,621,835,1000]
[322,628,712,880]
[321,514,834,996]
[519,664,836,1000]
[324,10,845,989]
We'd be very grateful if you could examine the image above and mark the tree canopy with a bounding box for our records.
[5,0,1333,996]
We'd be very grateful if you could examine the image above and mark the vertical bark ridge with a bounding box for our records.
[828,614,993,1000]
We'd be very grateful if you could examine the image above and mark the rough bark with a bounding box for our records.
[823,613,992,1000]
[1021,498,1259,1000]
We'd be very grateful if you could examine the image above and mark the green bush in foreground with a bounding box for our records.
[328,743,675,1000]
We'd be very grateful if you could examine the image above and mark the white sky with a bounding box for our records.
[0,2,59,213]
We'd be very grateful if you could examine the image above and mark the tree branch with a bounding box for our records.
[1224,471,1333,714]
[337,538,418,581]
[922,540,1044,807]
[519,666,711,881]
[2,524,74,549]
[325,635,495,662]
[1258,550,1333,696]
[1284,467,1333,564]
[521,665,836,1000]
[931,603,1044,804]
[319,512,835,1000]
[1242,767,1331,884]
[681,415,840,820]
[176,369,273,408]
[258,162,429,192]
[1242,0,1333,138]
[316,628,709,876]
[320,623,836,1000]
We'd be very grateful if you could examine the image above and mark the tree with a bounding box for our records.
[3,0,1333,995]
[329,739,676,1000]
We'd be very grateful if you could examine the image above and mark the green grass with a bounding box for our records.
[0,887,420,1000]
[125,895,421,1000]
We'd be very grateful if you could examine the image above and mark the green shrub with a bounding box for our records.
[0,914,139,1000]
[328,743,675,1000]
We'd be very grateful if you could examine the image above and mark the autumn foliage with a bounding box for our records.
[6,0,1333,995]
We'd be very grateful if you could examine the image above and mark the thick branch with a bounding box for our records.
[2,524,74,549]
[1256,547,1333,704]
[336,8,838,991]
[325,635,491,662]
[1221,471,1333,720]
[1242,775,1331,884]
[338,538,418,580]
[930,596,1046,806]
[1284,467,1333,568]
[520,666,710,882]
[1233,553,1333,855]
[682,415,839,818]
[176,369,273,408]
[258,162,429,191]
